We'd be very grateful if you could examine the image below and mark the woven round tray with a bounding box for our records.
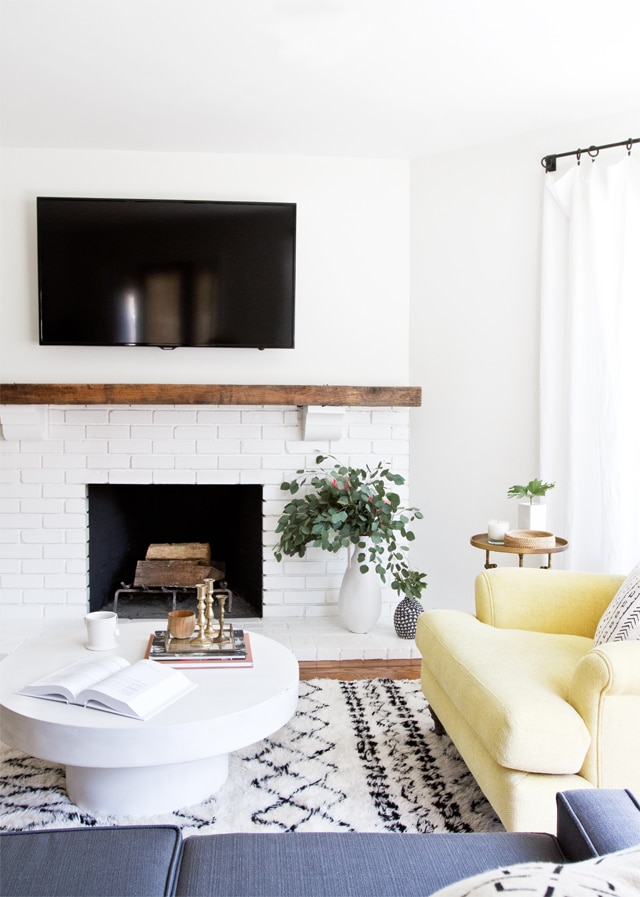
[504,530,555,550]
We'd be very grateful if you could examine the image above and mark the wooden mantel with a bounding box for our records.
[0,383,421,407]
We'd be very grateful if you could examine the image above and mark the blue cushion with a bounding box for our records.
[176,832,563,896]
[0,825,183,897]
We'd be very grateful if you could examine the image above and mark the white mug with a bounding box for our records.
[85,611,119,651]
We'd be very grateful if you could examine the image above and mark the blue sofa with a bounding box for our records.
[1,790,639,897]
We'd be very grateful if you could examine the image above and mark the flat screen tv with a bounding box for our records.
[37,197,296,348]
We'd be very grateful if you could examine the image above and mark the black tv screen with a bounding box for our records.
[37,197,296,348]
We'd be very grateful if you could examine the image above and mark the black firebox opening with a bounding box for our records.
[88,484,263,616]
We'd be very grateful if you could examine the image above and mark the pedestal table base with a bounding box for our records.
[66,753,229,816]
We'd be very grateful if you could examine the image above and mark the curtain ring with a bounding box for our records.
[576,149,582,166]
[588,146,599,163]
[627,139,634,155]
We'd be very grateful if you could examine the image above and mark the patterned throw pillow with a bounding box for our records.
[429,844,640,897]
[593,561,640,646]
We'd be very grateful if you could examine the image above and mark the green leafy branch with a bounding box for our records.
[507,478,555,504]
[274,454,427,600]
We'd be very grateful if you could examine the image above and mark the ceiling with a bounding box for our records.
[1,0,639,159]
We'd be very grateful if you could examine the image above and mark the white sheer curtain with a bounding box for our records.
[540,152,640,574]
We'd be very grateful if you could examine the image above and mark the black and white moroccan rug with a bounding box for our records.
[0,678,502,835]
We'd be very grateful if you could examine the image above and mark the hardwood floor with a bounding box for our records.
[298,658,421,681]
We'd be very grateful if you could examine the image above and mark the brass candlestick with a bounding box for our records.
[190,582,212,646]
[209,589,233,645]
[203,578,215,638]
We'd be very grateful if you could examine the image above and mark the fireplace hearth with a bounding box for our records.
[88,484,263,618]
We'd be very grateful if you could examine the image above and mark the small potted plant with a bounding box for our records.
[274,455,427,635]
[507,478,555,531]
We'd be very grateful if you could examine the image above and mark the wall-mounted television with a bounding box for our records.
[37,197,296,349]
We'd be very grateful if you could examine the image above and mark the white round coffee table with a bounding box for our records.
[0,621,298,816]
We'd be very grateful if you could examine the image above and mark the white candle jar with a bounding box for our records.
[487,520,510,543]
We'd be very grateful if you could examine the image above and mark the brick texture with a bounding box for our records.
[0,405,411,620]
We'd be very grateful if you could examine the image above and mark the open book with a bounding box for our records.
[19,657,196,720]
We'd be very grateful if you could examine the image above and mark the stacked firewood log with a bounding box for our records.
[134,543,225,588]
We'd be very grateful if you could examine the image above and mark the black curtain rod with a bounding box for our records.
[541,137,639,172]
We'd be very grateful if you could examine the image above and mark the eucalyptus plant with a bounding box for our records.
[274,455,427,601]
[507,478,555,504]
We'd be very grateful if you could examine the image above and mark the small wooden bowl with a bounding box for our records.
[167,609,196,639]
[504,530,556,550]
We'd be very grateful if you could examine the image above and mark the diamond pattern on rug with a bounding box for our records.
[0,678,502,835]
[243,681,353,832]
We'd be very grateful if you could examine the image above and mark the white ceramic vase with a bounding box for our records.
[517,500,547,531]
[338,546,382,634]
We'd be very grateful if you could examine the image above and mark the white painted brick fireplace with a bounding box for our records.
[0,403,411,627]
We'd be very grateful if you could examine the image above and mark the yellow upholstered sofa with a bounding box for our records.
[416,568,640,834]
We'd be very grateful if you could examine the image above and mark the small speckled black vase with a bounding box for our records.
[393,597,425,639]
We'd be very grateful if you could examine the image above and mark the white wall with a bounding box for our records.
[409,109,640,612]
[3,110,639,617]
[0,150,410,385]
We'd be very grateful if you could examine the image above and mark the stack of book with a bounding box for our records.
[145,627,253,668]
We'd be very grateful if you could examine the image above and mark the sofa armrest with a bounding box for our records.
[475,568,624,636]
[572,641,640,699]
[568,640,640,790]
[556,789,640,861]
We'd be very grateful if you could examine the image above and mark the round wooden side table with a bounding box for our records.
[470,533,569,570]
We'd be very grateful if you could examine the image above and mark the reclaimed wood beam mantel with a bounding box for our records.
[0,383,421,407]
